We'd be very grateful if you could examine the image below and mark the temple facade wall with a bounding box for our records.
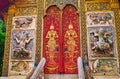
[2,0,120,78]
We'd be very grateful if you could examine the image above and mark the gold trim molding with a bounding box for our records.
[110,3,120,8]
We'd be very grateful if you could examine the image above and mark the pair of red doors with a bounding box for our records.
[43,5,80,74]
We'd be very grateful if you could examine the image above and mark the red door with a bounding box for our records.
[43,5,80,74]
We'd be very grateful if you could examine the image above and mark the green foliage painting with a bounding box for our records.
[0,19,6,76]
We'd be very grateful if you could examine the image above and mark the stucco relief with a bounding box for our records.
[86,12,113,26]
[89,59,118,76]
[8,16,37,76]
[13,16,36,29]
[86,11,118,76]
[9,61,34,76]
[87,26,116,57]
[11,30,35,60]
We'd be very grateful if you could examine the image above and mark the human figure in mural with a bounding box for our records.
[46,25,58,51]
[65,23,77,51]
[45,25,59,68]
[13,31,33,59]
[64,23,78,65]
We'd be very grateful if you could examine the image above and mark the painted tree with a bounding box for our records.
[0,19,6,44]
[0,19,6,76]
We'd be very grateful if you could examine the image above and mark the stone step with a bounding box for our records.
[44,74,78,79]
[0,76,26,79]
[94,76,120,79]
[0,75,120,79]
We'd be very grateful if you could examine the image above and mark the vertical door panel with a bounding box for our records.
[43,6,61,74]
[62,5,80,74]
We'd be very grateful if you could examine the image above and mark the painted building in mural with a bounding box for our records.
[1,0,120,79]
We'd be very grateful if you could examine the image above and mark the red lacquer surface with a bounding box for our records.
[43,5,80,74]
[62,5,80,74]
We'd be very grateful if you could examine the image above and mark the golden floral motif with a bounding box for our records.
[16,7,37,16]
[86,2,110,11]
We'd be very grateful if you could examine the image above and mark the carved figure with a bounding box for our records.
[11,61,31,72]
[90,28,113,55]
[88,13,113,26]
[101,63,113,72]
[14,17,33,28]
[13,31,33,59]
[64,24,78,69]
[45,25,59,70]
[65,24,77,47]
[46,25,58,51]
[92,59,99,72]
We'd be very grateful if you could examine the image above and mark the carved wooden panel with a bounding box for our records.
[86,2,110,11]
[79,0,88,55]
[45,0,78,10]
[43,4,80,74]
[15,7,37,16]
[35,0,44,64]
[112,9,120,66]
[15,0,37,3]
[62,5,80,74]
[79,0,90,78]
[2,15,13,76]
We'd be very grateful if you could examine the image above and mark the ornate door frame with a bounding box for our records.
[43,4,80,74]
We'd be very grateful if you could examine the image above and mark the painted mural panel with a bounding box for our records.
[86,12,114,26]
[89,59,118,76]
[9,61,34,76]
[12,16,36,29]
[87,26,116,58]
[62,5,80,74]
[10,30,35,60]
[43,6,61,73]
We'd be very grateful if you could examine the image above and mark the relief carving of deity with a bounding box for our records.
[64,23,78,69]
[45,25,59,70]
[65,24,77,52]
[88,27,114,57]
[46,25,58,51]
[11,30,34,59]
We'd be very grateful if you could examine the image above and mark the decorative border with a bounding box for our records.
[85,1,110,11]
[2,15,13,76]
[15,0,37,4]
